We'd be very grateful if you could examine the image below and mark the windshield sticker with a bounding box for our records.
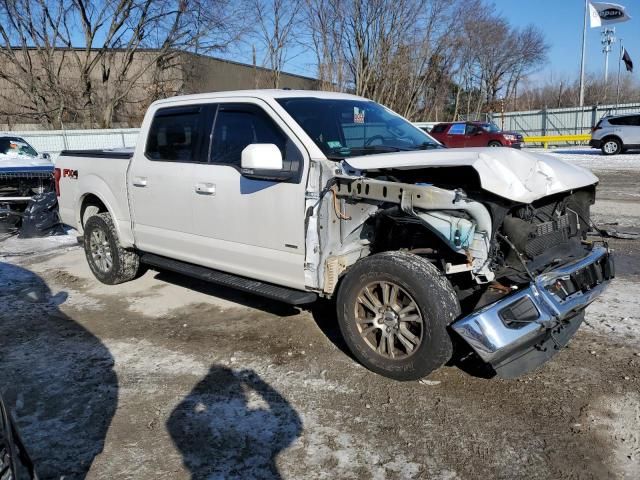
[353,107,365,124]
[327,140,342,149]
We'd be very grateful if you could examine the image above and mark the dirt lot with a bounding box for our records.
[1,148,639,479]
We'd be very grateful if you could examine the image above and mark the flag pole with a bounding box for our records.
[616,38,623,112]
[579,0,588,107]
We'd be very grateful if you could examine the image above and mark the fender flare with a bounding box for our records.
[74,174,135,248]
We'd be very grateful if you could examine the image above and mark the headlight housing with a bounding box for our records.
[503,134,517,141]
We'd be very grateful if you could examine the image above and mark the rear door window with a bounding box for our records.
[430,124,448,133]
[448,124,466,135]
[608,115,640,126]
[145,106,207,162]
[465,124,479,135]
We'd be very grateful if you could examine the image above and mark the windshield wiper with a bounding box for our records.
[410,142,441,150]
[324,144,418,160]
[350,145,412,155]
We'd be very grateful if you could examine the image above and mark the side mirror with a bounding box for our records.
[240,144,290,181]
[40,153,51,161]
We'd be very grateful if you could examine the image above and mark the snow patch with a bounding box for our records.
[584,279,640,346]
[0,229,79,256]
[530,147,640,173]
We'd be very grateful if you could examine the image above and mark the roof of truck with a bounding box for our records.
[152,89,364,106]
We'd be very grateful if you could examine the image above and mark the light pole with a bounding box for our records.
[602,27,616,84]
[601,27,616,104]
[579,0,588,107]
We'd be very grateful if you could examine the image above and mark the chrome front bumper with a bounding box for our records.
[452,246,614,371]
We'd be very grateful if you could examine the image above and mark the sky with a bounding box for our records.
[218,0,640,86]
[477,0,639,85]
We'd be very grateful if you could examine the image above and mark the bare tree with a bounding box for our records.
[303,0,347,91]
[0,0,247,128]
[462,11,547,113]
[252,0,302,88]
[301,0,465,119]
[0,0,73,127]
[1,0,558,128]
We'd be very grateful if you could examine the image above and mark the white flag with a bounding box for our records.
[589,2,602,27]
[589,2,631,27]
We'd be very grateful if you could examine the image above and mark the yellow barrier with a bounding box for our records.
[523,134,591,149]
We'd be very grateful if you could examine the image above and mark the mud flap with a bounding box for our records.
[492,311,585,379]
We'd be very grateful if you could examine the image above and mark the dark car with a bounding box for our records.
[429,121,524,149]
[1,394,38,479]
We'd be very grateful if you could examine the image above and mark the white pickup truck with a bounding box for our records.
[57,90,614,380]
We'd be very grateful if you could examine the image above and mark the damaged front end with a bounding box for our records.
[322,160,613,378]
[452,246,614,377]
[332,176,496,284]
[0,167,56,237]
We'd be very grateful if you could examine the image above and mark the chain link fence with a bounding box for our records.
[490,102,640,137]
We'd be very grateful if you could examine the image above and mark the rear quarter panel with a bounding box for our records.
[57,155,134,246]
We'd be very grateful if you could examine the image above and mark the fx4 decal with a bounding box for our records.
[62,168,78,179]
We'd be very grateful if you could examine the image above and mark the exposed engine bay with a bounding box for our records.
[319,160,600,319]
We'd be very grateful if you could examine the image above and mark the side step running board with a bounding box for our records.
[140,253,318,305]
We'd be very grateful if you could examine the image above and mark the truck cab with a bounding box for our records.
[56,90,614,381]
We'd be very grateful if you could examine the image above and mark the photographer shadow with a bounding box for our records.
[0,262,117,479]
[167,365,301,480]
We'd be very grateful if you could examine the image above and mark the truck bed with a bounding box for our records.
[56,148,133,243]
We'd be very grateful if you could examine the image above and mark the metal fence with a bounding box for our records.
[7,104,640,157]
[6,128,140,162]
[490,102,640,136]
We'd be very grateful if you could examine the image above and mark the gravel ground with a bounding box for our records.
[1,147,639,480]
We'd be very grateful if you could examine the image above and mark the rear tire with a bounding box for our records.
[83,212,141,285]
[488,140,502,147]
[601,137,622,155]
[336,251,460,381]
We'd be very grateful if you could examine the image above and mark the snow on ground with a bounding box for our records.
[0,228,79,256]
[528,146,640,173]
[590,200,640,228]
[585,278,640,347]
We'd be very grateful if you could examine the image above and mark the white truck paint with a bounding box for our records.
[55,90,614,380]
[345,147,599,204]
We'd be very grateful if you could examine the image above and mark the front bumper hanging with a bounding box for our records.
[451,246,614,378]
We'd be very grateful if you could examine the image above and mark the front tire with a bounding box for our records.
[336,251,460,381]
[488,140,502,147]
[83,212,141,285]
[601,137,622,155]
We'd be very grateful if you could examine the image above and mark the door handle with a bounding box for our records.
[132,177,147,187]
[195,183,216,195]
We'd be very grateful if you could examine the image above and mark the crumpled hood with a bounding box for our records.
[343,147,598,203]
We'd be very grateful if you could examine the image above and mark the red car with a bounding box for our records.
[429,121,524,149]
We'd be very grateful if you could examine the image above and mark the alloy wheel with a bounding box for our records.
[89,228,113,273]
[354,281,424,359]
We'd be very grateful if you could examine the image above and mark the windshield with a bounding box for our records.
[276,98,442,159]
[0,137,38,157]
[480,123,501,133]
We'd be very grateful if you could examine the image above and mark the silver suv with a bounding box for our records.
[590,113,640,155]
